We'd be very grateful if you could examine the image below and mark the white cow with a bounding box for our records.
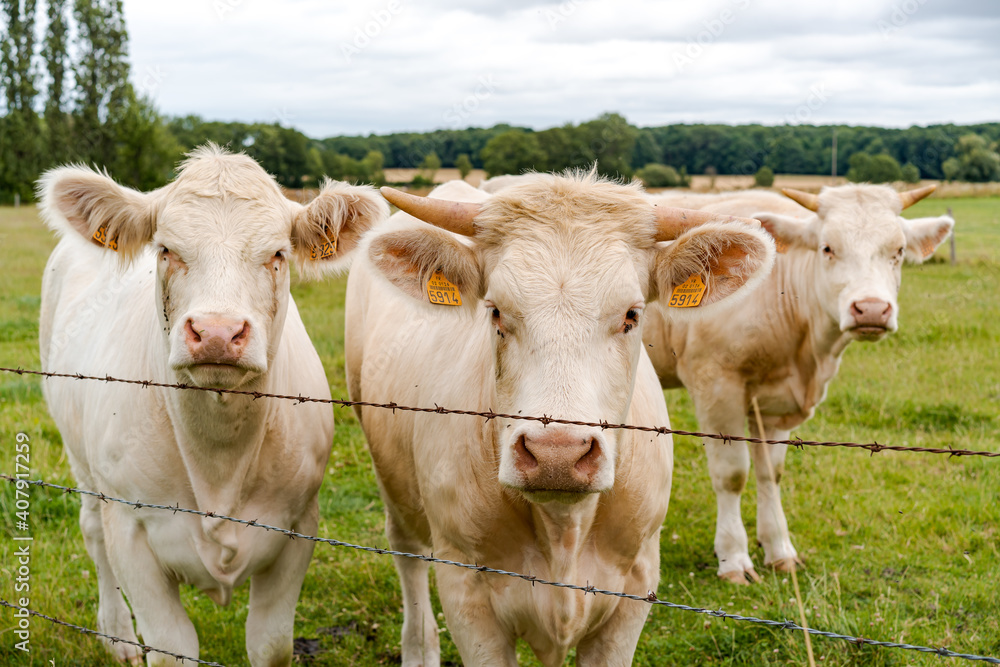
[345,173,775,666]
[38,146,387,665]
[643,184,954,583]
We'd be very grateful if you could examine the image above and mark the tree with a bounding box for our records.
[43,0,71,165]
[846,152,902,183]
[576,112,637,179]
[0,0,42,202]
[900,163,920,184]
[73,0,134,172]
[362,150,385,185]
[480,130,546,177]
[419,150,441,181]
[754,165,775,187]
[455,153,473,180]
[114,90,181,190]
[635,163,683,188]
[941,134,1000,182]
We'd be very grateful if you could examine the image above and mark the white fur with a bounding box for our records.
[39,146,385,665]
[643,183,955,581]
[346,174,774,666]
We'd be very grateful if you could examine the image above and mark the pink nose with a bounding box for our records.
[850,299,892,328]
[513,430,603,492]
[184,317,250,364]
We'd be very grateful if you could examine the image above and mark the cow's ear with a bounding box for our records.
[368,227,483,310]
[39,166,156,261]
[291,179,389,278]
[652,221,774,314]
[753,212,819,253]
[901,215,954,263]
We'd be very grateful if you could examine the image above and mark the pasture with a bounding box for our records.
[0,195,998,665]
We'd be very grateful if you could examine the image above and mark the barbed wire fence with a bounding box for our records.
[3,475,998,665]
[2,365,998,665]
[3,366,998,458]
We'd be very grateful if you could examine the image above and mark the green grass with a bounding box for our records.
[1,198,998,665]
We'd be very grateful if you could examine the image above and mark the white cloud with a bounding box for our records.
[123,0,1000,137]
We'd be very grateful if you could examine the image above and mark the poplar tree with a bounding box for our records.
[0,0,41,202]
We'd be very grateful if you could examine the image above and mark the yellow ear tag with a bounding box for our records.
[309,230,338,261]
[92,224,118,251]
[427,270,462,306]
[668,274,707,308]
[773,237,788,254]
[919,237,937,259]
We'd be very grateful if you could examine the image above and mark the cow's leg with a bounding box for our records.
[386,511,440,667]
[245,505,318,667]
[435,568,516,667]
[102,505,198,666]
[576,545,657,667]
[751,428,800,571]
[79,492,143,664]
[697,398,756,583]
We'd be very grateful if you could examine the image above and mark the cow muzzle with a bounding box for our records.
[184,316,251,366]
[847,298,894,339]
[508,427,610,497]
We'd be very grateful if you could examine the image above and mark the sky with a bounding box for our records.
[122,0,1000,139]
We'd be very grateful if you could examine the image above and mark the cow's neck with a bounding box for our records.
[164,370,272,517]
[529,495,600,582]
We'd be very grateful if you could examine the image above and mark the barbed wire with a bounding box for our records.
[2,366,997,458]
[0,599,224,666]
[4,475,997,664]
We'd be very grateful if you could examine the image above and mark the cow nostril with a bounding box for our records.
[231,322,250,345]
[515,435,538,471]
[185,319,201,344]
[575,438,602,477]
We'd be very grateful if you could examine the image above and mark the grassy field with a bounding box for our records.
[0,195,998,666]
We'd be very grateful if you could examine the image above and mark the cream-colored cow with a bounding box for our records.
[644,184,953,583]
[346,172,775,666]
[39,146,387,665]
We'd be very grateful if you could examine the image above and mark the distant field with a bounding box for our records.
[379,169,1000,199]
[1,197,998,665]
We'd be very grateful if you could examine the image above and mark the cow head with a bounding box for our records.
[40,145,387,388]
[756,184,953,341]
[369,173,774,502]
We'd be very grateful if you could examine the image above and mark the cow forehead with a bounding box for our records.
[474,172,658,250]
[488,240,644,317]
[156,195,292,258]
[819,199,906,252]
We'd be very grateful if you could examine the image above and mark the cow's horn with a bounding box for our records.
[653,205,761,241]
[899,184,936,209]
[781,188,820,211]
[380,187,480,236]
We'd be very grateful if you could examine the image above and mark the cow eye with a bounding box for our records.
[491,307,500,320]
[822,245,834,257]
[621,308,640,334]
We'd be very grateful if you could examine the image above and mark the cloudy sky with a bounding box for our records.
[123,0,1000,138]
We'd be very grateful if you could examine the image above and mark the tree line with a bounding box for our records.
[2,4,999,204]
